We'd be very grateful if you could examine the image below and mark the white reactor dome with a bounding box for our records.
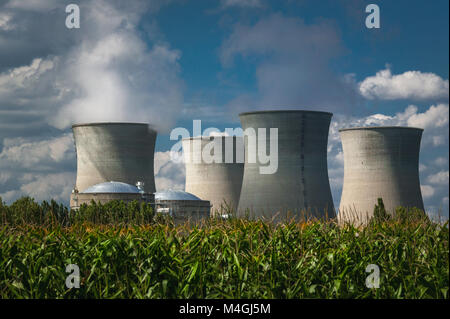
[154,190,203,201]
[82,181,141,194]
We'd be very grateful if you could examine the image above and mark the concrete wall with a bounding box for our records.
[183,136,244,216]
[237,110,335,221]
[72,122,157,193]
[70,192,154,210]
[338,127,424,224]
[155,199,210,223]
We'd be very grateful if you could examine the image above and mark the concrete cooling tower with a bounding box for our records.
[237,110,335,221]
[72,122,157,193]
[183,136,244,216]
[338,126,424,225]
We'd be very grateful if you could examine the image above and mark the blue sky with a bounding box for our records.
[0,0,448,217]
[153,0,449,146]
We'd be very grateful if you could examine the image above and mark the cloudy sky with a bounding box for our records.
[0,0,448,218]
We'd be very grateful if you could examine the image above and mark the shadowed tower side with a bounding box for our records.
[237,110,335,221]
[72,122,157,193]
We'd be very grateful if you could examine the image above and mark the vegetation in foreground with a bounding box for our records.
[0,197,448,299]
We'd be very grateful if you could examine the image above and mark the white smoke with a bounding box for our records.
[0,0,184,133]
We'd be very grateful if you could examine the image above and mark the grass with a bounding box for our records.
[0,197,448,299]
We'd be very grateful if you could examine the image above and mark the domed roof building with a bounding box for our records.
[155,190,202,201]
[70,181,153,209]
[154,189,210,223]
[83,181,143,194]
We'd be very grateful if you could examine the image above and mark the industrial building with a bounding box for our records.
[183,136,244,217]
[68,118,427,225]
[70,181,153,209]
[154,190,211,223]
[237,110,335,221]
[69,122,211,222]
[338,126,425,225]
[70,122,157,208]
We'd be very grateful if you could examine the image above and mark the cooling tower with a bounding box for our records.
[338,126,424,224]
[237,110,335,221]
[183,136,244,216]
[72,122,157,193]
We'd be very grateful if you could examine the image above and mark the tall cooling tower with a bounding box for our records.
[338,126,424,224]
[72,122,157,193]
[237,110,335,220]
[183,136,244,216]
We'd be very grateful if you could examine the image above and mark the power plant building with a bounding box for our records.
[70,181,153,209]
[338,126,425,225]
[154,190,211,223]
[237,110,335,221]
[70,122,157,208]
[183,136,244,216]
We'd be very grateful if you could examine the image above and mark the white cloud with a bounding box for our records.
[155,177,184,192]
[0,134,76,204]
[0,0,184,135]
[154,151,185,192]
[0,12,14,30]
[332,104,449,148]
[427,171,449,185]
[359,66,449,100]
[0,57,57,95]
[434,157,448,166]
[220,13,359,114]
[0,172,12,185]
[0,134,74,169]
[432,136,446,146]
[52,35,183,132]
[1,172,75,203]
[19,172,75,203]
[421,185,435,199]
[5,0,61,12]
[406,103,449,129]
[0,190,17,203]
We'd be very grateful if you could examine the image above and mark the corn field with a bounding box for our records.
[0,197,448,298]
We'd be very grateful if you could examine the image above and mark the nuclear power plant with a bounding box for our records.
[338,126,425,225]
[70,181,151,209]
[236,110,336,221]
[69,122,210,221]
[69,122,156,209]
[183,136,244,216]
[68,115,426,224]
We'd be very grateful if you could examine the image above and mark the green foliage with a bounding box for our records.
[71,200,154,225]
[373,198,390,222]
[0,197,448,299]
[394,206,430,224]
[0,197,154,227]
[0,196,69,226]
[371,198,430,225]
